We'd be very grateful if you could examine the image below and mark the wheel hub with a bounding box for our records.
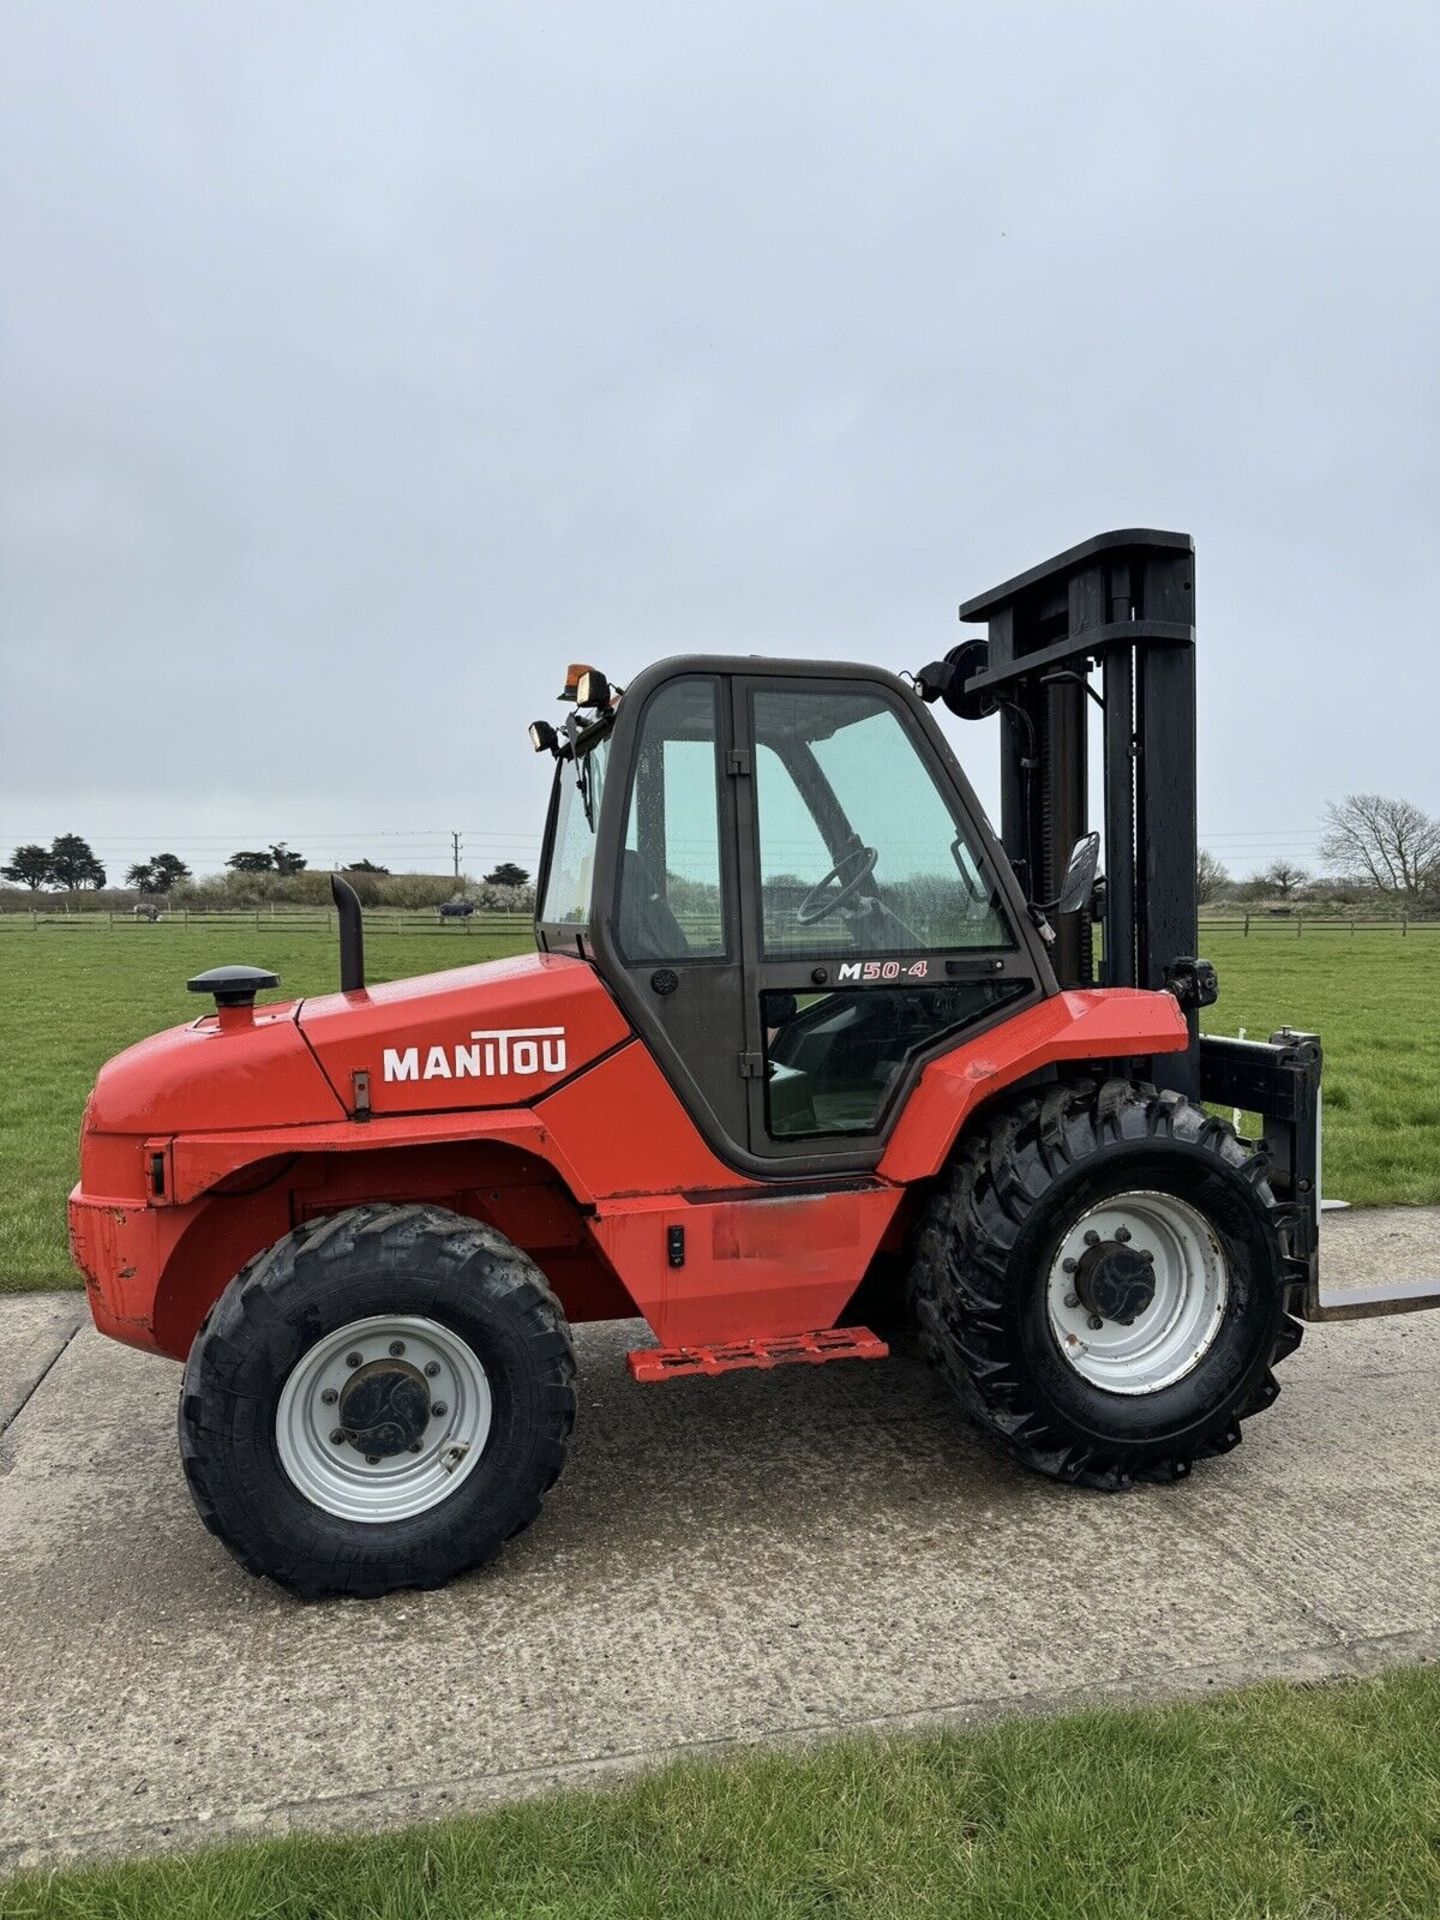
[336,1359,432,1458]
[1074,1241,1156,1326]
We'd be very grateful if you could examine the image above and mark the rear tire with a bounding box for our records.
[908,1079,1302,1490]
[179,1203,576,1598]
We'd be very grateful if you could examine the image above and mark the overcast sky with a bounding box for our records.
[3,1,1438,885]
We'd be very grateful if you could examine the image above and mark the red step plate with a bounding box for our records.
[627,1326,889,1383]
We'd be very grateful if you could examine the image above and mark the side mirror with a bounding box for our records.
[1056,832,1101,915]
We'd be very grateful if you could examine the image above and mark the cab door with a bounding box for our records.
[729,673,1042,1168]
[601,672,751,1157]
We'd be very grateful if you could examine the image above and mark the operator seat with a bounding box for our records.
[617,849,689,960]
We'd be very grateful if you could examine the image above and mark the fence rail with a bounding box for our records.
[1196,913,1438,936]
[0,907,530,936]
[0,906,1435,937]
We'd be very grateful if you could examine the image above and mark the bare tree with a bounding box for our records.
[1319,794,1440,903]
[1196,848,1230,904]
[1262,860,1309,898]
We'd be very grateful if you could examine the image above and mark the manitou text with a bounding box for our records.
[382,1027,568,1082]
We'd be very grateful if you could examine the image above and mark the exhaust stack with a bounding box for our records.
[331,874,366,992]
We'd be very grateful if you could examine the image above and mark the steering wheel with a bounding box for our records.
[796,845,880,925]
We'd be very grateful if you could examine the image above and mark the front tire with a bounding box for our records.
[908,1079,1302,1490]
[179,1203,576,1598]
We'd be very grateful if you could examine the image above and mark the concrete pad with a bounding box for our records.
[1,1210,1438,1873]
[1321,1206,1440,1291]
[0,1293,85,1434]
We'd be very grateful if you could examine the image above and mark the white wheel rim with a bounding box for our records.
[274,1314,492,1523]
[1046,1190,1230,1396]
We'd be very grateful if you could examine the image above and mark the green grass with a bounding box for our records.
[5,1668,1440,1917]
[1,925,1436,1292]
[1199,930,1440,1207]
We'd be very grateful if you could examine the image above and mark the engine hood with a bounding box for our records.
[80,1001,347,1197]
[299,950,630,1117]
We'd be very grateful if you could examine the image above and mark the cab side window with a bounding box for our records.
[615,677,728,962]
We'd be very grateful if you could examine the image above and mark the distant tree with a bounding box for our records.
[49,833,106,890]
[227,849,275,874]
[269,842,307,876]
[1319,793,1440,904]
[1262,860,1309,899]
[484,862,531,888]
[2,844,53,890]
[1196,849,1231,904]
[126,853,191,894]
[345,858,390,874]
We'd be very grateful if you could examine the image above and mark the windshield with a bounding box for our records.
[540,736,610,925]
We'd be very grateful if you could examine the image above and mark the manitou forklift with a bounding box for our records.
[70,531,1440,1597]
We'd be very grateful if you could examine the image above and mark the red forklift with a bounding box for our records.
[69,530,1439,1596]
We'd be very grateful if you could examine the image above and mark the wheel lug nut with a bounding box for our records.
[346,1351,362,1369]
[365,1454,380,1466]
[409,1442,422,1454]
[321,1388,338,1405]
[1115,1226,1131,1243]
[1064,1292,1079,1310]
[330,1429,345,1445]
[431,1402,447,1419]
[1088,1315,1104,1332]
[424,1361,441,1378]
[1062,1258,1078,1274]
[1084,1230,1100,1247]
[1141,1249,1155,1262]
[389,1341,405,1357]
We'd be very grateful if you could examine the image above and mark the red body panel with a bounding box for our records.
[590,1185,902,1346]
[537,1041,756,1196]
[300,952,629,1116]
[70,961,1189,1365]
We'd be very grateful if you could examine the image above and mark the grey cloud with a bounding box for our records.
[2,1,1437,880]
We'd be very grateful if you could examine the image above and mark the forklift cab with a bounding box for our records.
[535,659,1052,1176]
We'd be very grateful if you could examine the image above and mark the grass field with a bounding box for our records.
[5,1668,1440,1918]
[1,925,1436,1292]
[1198,930,1440,1207]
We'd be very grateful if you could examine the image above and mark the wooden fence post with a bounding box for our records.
[1402,913,1408,937]
[1297,910,1303,938]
